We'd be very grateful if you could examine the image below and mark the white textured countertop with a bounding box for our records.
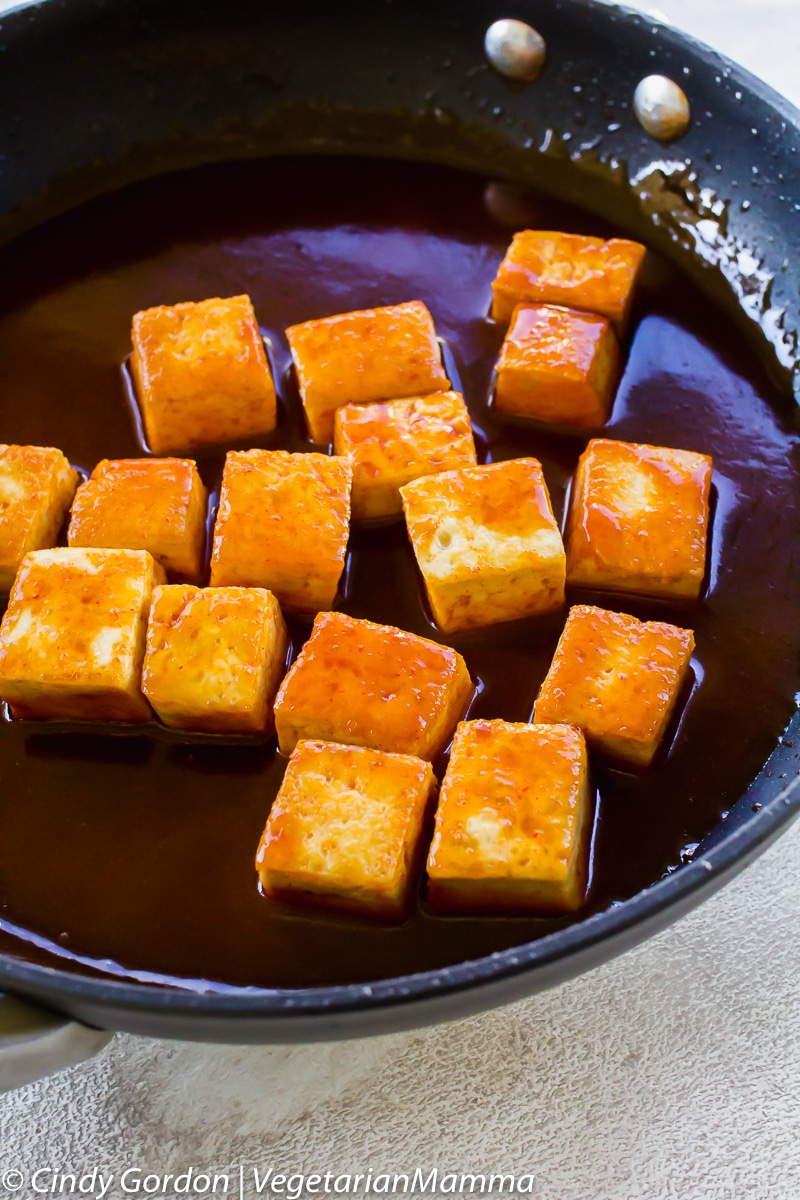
[1,2,800,1198]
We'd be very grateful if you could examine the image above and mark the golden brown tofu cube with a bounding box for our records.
[491,231,646,334]
[566,438,713,599]
[209,449,352,613]
[0,445,78,591]
[533,604,695,768]
[274,611,473,759]
[427,720,592,915]
[68,458,208,581]
[333,391,477,521]
[256,739,436,920]
[142,585,287,734]
[400,458,566,635]
[0,547,164,722]
[130,294,277,455]
[494,304,620,429]
[286,300,450,444]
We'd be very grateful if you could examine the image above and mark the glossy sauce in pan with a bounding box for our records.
[0,157,798,990]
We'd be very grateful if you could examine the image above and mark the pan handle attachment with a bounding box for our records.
[0,992,113,1093]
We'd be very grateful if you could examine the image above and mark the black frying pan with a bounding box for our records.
[0,0,799,1062]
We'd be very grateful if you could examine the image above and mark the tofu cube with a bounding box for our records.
[491,231,646,334]
[274,611,473,759]
[256,739,436,920]
[209,450,352,613]
[68,458,208,582]
[130,294,277,454]
[494,304,620,429]
[427,720,592,914]
[333,391,477,521]
[286,300,450,443]
[400,458,566,635]
[142,585,288,734]
[565,438,713,599]
[533,604,695,768]
[0,445,78,591]
[0,547,164,722]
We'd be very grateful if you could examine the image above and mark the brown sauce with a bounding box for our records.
[0,156,799,990]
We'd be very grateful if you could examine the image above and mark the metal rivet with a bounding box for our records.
[484,19,546,82]
[633,74,691,140]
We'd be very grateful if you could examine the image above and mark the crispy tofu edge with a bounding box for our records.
[208,451,352,612]
[0,549,164,723]
[142,585,289,735]
[0,448,79,591]
[565,440,713,599]
[489,234,646,334]
[426,722,593,915]
[273,614,474,759]
[400,460,567,635]
[256,741,437,921]
[333,393,478,521]
[494,305,621,430]
[533,607,696,769]
[130,297,277,455]
[286,301,450,444]
[67,460,209,582]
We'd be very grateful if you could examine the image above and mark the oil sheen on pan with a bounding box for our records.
[0,157,798,991]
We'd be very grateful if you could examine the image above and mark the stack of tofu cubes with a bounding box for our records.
[0,230,712,924]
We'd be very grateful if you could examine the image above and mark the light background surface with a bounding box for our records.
[1,2,799,1198]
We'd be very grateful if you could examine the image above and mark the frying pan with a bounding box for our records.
[1,0,799,1089]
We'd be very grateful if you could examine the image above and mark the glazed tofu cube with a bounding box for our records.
[427,720,592,914]
[256,739,436,920]
[494,304,620,429]
[565,438,713,599]
[0,547,163,722]
[274,611,473,759]
[400,458,566,635]
[491,231,646,334]
[533,604,695,768]
[142,585,288,734]
[209,450,352,613]
[130,294,276,454]
[286,300,450,443]
[0,445,78,591]
[68,458,208,581]
[333,391,477,521]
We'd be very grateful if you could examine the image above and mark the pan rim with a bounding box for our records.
[1,0,799,1028]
